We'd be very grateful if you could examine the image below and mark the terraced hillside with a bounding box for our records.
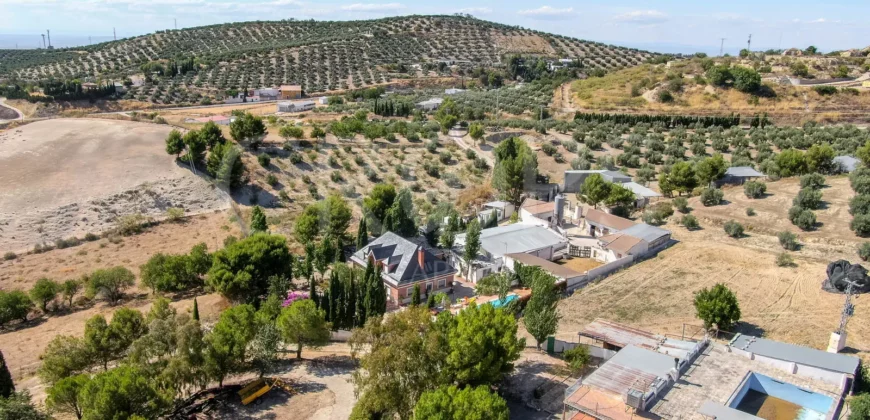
[0,15,656,104]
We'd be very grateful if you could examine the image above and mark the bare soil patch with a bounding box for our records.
[0,118,229,253]
[557,257,603,272]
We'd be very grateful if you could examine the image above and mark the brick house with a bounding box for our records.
[350,232,456,305]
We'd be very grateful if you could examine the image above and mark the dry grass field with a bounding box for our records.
[0,118,229,254]
[558,175,870,360]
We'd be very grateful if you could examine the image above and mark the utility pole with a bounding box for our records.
[719,38,726,57]
[41,34,46,49]
[113,27,116,41]
[747,34,751,52]
[46,29,51,48]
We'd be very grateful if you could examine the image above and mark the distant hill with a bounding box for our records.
[0,15,658,104]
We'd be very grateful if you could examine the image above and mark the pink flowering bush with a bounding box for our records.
[282,291,309,307]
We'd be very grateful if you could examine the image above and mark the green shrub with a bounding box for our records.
[257,153,271,168]
[0,290,34,326]
[813,86,837,96]
[777,231,799,250]
[858,243,870,261]
[673,197,689,213]
[563,345,590,374]
[743,181,766,199]
[800,173,825,189]
[289,152,303,164]
[852,214,870,236]
[330,171,343,183]
[3,252,17,261]
[850,194,870,216]
[793,187,822,210]
[700,187,724,206]
[266,174,278,186]
[642,210,664,226]
[681,214,699,230]
[724,220,744,238]
[793,209,817,231]
[746,207,756,216]
[776,253,795,267]
[541,142,557,156]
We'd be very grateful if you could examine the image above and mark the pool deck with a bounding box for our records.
[646,343,844,419]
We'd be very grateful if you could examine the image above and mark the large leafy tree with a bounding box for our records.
[0,391,48,420]
[38,336,92,384]
[414,385,510,420]
[363,183,397,235]
[445,303,524,387]
[805,143,835,174]
[229,112,267,147]
[0,290,33,326]
[386,188,417,237]
[204,304,257,386]
[207,234,292,303]
[605,183,637,216]
[294,195,353,243]
[165,129,184,157]
[349,308,447,420]
[668,161,698,195]
[199,121,226,149]
[694,283,741,330]
[29,278,59,312]
[46,374,90,420]
[139,253,199,294]
[731,67,761,93]
[277,299,331,359]
[492,137,537,206]
[85,266,135,305]
[695,154,728,186]
[578,174,611,208]
[78,365,168,420]
[523,270,560,349]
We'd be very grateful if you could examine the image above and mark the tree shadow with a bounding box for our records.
[734,321,766,337]
[306,355,357,378]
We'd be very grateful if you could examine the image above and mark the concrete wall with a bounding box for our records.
[727,372,835,413]
[586,255,634,279]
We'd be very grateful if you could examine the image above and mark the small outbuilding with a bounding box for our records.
[416,98,444,111]
[620,181,661,208]
[277,100,315,113]
[718,166,765,186]
[834,155,860,173]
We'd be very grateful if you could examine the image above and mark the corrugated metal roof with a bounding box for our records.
[729,334,859,375]
[598,233,643,254]
[456,224,566,258]
[582,345,675,396]
[585,209,635,231]
[579,318,661,350]
[620,182,661,198]
[620,223,670,243]
[725,166,764,178]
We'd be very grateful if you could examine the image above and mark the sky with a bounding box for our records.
[1,0,869,55]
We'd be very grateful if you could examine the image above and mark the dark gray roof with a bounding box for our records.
[621,223,670,243]
[725,166,764,178]
[350,232,456,286]
[729,334,859,375]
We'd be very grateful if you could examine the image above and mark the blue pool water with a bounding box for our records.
[490,294,518,309]
[729,373,833,420]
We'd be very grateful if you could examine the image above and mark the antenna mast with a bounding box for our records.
[719,38,726,56]
[747,34,751,52]
[113,27,117,41]
[46,29,51,48]
[41,34,46,49]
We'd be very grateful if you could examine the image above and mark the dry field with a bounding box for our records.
[558,175,870,360]
[0,118,229,254]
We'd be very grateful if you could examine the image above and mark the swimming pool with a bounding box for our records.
[728,373,833,420]
[489,294,518,309]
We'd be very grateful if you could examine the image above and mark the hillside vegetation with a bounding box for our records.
[0,15,656,105]
[570,53,870,123]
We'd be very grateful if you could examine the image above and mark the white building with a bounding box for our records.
[277,100,315,113]
[445,88,466,95]
[453,223,567,283]
[416,98,444,111]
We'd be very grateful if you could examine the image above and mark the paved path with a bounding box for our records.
[449,133,494,167]
[0,98,24,122]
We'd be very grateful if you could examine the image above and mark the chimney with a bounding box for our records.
[417,247,425,270]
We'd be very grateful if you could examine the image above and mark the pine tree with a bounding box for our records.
[192,297,200,321]
[356,218,368,250]
[0,350,13,398]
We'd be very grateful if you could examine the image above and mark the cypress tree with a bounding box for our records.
[309,276,319,309]
[356,218,368,250]
[362,259,377,320]
[329,272,342,330]
[373,264,387,316]
[322,289,331,323]
[192,297,200,321]
[347,272,357,328]
[0,350,13,398]
[411,284,421,306]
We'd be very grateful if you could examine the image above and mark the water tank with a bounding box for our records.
[554,194,565,225]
